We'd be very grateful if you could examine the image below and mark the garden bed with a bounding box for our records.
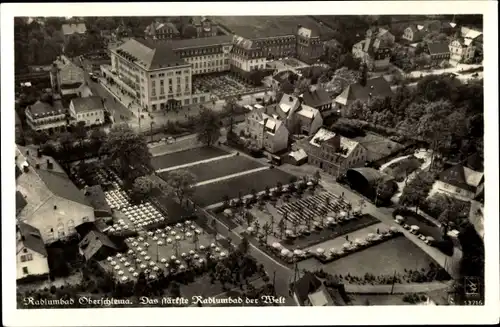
[152,147,229,170]
[192,169,293,207]
[281,214,381,249]
[166,155,263,183]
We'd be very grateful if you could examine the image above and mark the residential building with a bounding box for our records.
[294,104,323,136]
[25,100,67,133]
[296,26,323,64]
[292,272,334,306]
[16,222,50,280]
[366,27,395,46]
[352,37,391,71]
[69,96,106,126]
[230,35,268,73]
[84,185,112,218]
[334,76,393,110]
[144,21,180,40]
[79,230,118,261]
[307,128,366,176]
[448,27,482,66]
[50,56,85,98]
[61,23,87,42]
[401,21,441,43]
[352,132,403,162]
[245,107,289,154]
[301,85,333,113]
[16,145,95,244]
[434,164,484,201]
[426,42,450,62]
[271,70,299,89]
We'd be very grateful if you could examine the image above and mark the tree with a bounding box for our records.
[59,132,76,154]
[400,172,435,212]
[132,176,154,201]
[73,121,87,147]
[253,220,261,236]
[195,108,221,147]
[214,262,232,288]
[90,129,107,151]
[345,99,370,120]
[359,63,368,86]
[223,97,238,135]
[238,236,250,254]
[277,218,286,239]
[262,222,272,244]
[162,169,197,205]
[100,124,152,182]
[33,130,50,145]
[294,78,311,96]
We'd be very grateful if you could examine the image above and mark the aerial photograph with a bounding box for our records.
[13,14,485,308]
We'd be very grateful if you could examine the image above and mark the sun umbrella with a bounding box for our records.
[136,246,143,251]
[194,254,199,259]
[179,265,185,270]
[293,249,303,256]
[107,257,113,262]
[285,229,293,235]
[156,229,162,234]
[191,225,197,230]
[140,251,147,256]
[198,259,204,263]
[281,249,290,256]
[121,276,128,282]
[307,181,313,186]
[395,215,404,220]
[175,260,181,265]
[138,237,144,242]
[354,238,363,245]
[175,235,181,241]
[199,245,206,250]
[171,255,176,260]
[185,220,191,225]
[272,242,282,249]
[165,226,172,231]
[127,249,134,255]
[124,262,130,267]
[390,226,398,232]
[316,248,325,254]
[186,232,192,237]
[109,228,116,232]
[153,266,159,272]
[118,271,124,276]
[144,256,151,261]
[165,263,170,268]
[149,261,156,267]
[166,238,172,244]
[181,253,187,257]
[114,265,121,270]
[247,227,254,232]
[143,242,150,247]
[136,258,142,263]
[160,258,167,263]
[176,223,182,228]
[170,231,177,236]
[215,247,221,252]
[120,257,126,262]
[152,236,158,241]
[132,272,139,277]
[161,233,167,238]
[340,211,347,217]
[110,261,117,266]
[149,275,156,280]
[211,243,216,248]
[128,267,135,272]
[326,217,335,223]
[157,241,163,245]
[411,225,420,231]
[189,250,195,255]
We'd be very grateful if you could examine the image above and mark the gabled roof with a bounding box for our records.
[54,58,85,86]
[84,185,112,215]
[17,222,47,256]
[427,42,450,55]
[79,230,118,260]
[28,100,65,118]
[297,104,320,120]
[352,132,403,160]
[335,77,393,105]
[273,70,298,84]
[278,93,301,118]
[62,23,87,36]
[145,21,180,35]
[37,169,90,206]
[310,128,360,158]
[71,96,104,114]
[232,35,255,50]
[439,164,484,192]
[293,272,323,305]
[302,87,331,108]
[16,191,28,214]
[461,27,483,40]
[114,38,186,70]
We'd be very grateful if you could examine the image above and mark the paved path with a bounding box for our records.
[194,166,269,187]
[344,280,453,294]
[155,153,236,173]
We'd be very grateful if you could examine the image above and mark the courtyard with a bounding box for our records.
[193,73,268,100]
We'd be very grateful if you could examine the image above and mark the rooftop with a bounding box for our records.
[170,35,233,50]
[439,164,484,192]
[427,42,450,55]
[297,104,319,120]
[27,100,65,118]
[62,23,87,36]
[310,128,359,158]
[54,58,85,86]
[70,96,104,114]
[114,38,186,70]
[292,271,323,305]
[335,77,393,105]
[17,222,47,256]
[301,87,332,108]
[352,131,403,160]
[79,230,118,261]
[84,185,112,215]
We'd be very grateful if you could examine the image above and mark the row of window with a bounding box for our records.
[178,46,227,57]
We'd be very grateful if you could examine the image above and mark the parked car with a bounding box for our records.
[167,137,175,144]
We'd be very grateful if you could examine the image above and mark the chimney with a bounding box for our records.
[35,163,40,169]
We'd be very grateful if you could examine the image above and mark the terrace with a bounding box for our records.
[192,73,267,100]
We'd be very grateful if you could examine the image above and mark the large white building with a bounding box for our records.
[16,222,50,280]
[103,35,233,111]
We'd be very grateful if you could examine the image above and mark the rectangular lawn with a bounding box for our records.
[298,236,436,277]
[152,147,228,170]
[165,156,264,183]
[193,168,293,207]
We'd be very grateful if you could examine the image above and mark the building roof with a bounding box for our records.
[17,222,47,256]
[308,285,334,306]
[28,100,65,118]
[170,35,233,50]
[232,35,256,50]
[465,153,483,172]
[273,70,298,85]
[352,132,403,161]
[84,185,112,215]
[114,38,186,70]
[278,93,301,118]
[79,230,118,260]
[62,23,87,36]
[145,21,180,35]
[70,96,104,114]
[16,191,28,214]
[461,27,483,40]
[439,164,484,192]
[427,42,450,55]
[297,104,320,120]
[335,77,393,105]
[297,26,319,38]
[302,87,332,108]
[347,167,395,185]
[54,57,85,86]
[37,169,90,206]
[310,128,359,158]
[289,149,308,161]
[293,272,323,305]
